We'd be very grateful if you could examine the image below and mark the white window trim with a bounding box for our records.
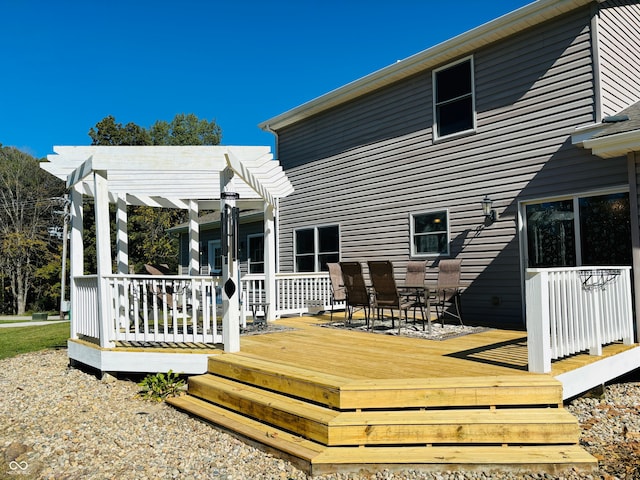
[432,55,477,141]
[293,224,341,272]
[410,209,450,258]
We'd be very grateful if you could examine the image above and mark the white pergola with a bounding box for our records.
[42,145,294,353]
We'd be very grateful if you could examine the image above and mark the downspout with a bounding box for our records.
[590,1,603,121]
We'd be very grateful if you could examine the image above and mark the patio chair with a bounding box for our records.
[339,261,372,326]
[367,260,413,332]
[144,263,188,319]
[327,263,347,322]
[403,260,430,331]
[433,259,463,326]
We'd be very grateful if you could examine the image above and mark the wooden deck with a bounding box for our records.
[166,315,633,475]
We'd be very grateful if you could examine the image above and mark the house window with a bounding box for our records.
[411,210,449,256]
[207,240,222,275]
[433,57,475,138]
[525,192,631,268]
[295,225,340,272]
[247,234,264,274]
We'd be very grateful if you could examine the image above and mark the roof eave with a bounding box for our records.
[259,0,595,132]
[581,131,640,159]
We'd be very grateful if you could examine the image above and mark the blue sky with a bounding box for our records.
[1,0,532,159]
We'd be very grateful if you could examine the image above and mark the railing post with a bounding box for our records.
[526,269,552,373]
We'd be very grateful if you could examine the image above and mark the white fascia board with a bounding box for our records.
[259,0,593,132]
[225,151,276,206]
[582,130,640,159]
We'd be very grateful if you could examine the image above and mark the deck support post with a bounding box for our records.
[526,270,551,373]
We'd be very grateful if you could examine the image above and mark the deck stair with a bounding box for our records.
[168,353,597,476]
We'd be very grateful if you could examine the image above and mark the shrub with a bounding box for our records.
[137,370,186,401]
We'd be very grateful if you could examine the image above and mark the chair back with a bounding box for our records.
[368,260,399,307]
[437,259,461,285]
[327,263,346,301]
[437,259,462,299]
[405,260,427,287]
[339,262,370,307]
[144,263,173,275]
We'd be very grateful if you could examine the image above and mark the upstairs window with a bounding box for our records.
[295,225,340,272]
[433,57,475,138]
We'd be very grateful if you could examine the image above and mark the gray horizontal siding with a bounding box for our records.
[275,7,632,326]
[598,0,640,115]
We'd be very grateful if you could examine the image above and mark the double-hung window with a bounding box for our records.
[294,225,340,272]
[433,57,475,139]
[410,210,449,257]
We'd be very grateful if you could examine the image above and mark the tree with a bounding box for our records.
[0,146,65,314]
[150,113,222,146]
[89,114,222,272]
[88,115,151,146]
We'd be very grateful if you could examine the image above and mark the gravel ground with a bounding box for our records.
[1,348,638,480]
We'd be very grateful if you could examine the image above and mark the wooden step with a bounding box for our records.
[207,354,350,408]
[310,445,597,477]
[187,373,339,444]
[327,408,579,446]
[186,374,578,447]
[208,354,563,409]
[340,375,564,409]
[167,395,325,471]
[166,396,596,477]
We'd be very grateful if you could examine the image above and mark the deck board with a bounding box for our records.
[239,318,530,380]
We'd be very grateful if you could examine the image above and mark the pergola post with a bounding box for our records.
[94,171,115,348]
[189,200,200,276]
[264,203,276,321]
[116,194,128,274]
[69,185,84,340]
[221,169,240,352]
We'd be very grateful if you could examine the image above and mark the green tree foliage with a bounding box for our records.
[0,146,65,314]
[150,113,222,146]
[89,114,222,272]
[88,115,151,146]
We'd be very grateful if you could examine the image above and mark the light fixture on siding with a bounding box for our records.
[481,195,497,223]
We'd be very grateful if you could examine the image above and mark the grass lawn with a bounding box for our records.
[0,321,69,360]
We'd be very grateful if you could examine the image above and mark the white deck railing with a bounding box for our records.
[241,272,339,317]
[526,266,634,373]
[70,272,339,348]
[72,275,100,339]
[107,274,222,344]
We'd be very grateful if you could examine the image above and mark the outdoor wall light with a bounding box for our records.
[481,195,498,223]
